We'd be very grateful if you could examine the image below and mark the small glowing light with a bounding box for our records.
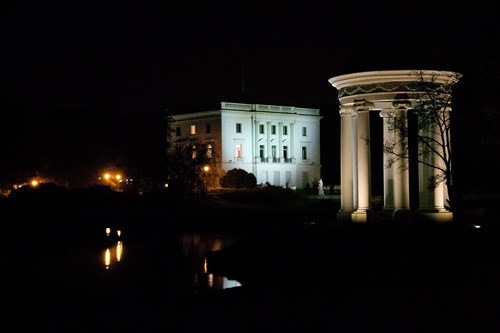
[106,228,111,236]
[204,166,209,172]
[204,257,208,274]
[104,174,110,180]
[116,175,121,180]
[117,230,121,237]
[117,241,123,261]
[105,248,111,268]
[31,180,38,186]
[474,225,481,229]
[164,183,169,188]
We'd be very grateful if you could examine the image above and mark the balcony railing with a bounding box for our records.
[259,157,293,163]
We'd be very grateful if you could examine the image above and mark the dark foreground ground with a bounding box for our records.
[2,186,500,332]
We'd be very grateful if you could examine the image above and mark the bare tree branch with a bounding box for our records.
[381,70,458,208]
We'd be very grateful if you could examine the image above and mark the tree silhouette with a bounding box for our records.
[383,70,461,209]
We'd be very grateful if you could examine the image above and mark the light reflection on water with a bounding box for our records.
[100,228,241,293]
[105,248,110,269]
[117,241,123,262]
[103,228,124,270]
[179,232,242,292]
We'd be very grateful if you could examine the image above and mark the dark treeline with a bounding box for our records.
[1,100,169,188]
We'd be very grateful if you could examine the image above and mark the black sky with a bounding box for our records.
[2,1,500,187]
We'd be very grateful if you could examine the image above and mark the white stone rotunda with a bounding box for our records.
[329,70,461,223]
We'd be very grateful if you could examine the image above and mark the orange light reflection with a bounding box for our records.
[105,248,110,269]
[117,241,123,261]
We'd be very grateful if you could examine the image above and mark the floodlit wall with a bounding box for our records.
[172,102,323,188]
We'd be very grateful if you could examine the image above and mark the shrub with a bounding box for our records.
[220,169,256,189]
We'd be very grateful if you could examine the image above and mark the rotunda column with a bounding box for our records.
[392,100,411,216]
[416,108,453,223]
[418,117,435,210]
[337,104,355,222]
[433,108,452,212]
[352,110,358,210]
[380,109,395,213]
[352,101,373,223]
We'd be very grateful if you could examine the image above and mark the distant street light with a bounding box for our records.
[102,173,124,188]
[203,166,210,188]
[31,180,38,186]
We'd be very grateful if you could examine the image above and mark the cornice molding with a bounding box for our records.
[172,110,221,121]
[172,102,320,121]
[329,70,461,91]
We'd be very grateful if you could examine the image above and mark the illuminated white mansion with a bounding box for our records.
[171,102,322,188]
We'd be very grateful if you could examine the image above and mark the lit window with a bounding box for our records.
[236,144,242,158]
[302,146,307,160]
[302,127,307,136]
[207,144,212,158]
[259,124,264,134]
[283,126,288,135]
[192,146,197,159]
[236,123,242,133]
[191,125,196,135]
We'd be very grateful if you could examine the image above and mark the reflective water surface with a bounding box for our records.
[101,227,241,293]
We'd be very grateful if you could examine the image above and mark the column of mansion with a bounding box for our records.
[329,70,461,223]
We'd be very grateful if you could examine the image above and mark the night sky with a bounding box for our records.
[2,1,500,189]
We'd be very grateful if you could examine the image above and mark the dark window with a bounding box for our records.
[271,125,276,135]
[259,124,264,134]
[283,126,288,135]
[175,127,181,137]
[236,123,242,133]
[302,127,307,136]
[206,123,211,134]
[302,146,307,160]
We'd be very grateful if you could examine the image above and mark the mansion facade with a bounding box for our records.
[171,102,322,189]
